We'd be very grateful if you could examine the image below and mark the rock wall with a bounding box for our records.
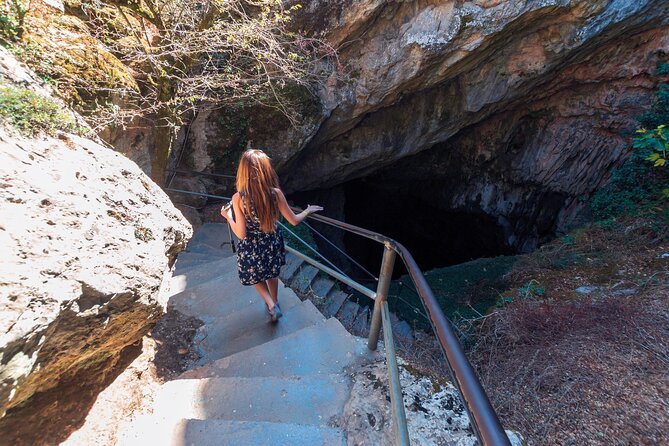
[184,0,668,251]
[18,1,668,253]
[344,24,668,252]
[283,0,669,188]
[0,52,191,444]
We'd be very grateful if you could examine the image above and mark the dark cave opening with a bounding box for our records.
[340,178,515,278]
[289,177,516,282]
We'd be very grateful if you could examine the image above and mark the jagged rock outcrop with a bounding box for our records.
[184,0,668,252]
[0,52,191,444]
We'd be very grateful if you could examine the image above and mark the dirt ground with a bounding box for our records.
[60,309,202,445]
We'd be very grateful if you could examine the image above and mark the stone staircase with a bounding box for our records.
[113,223,522,446]
[280,251,416,347]
[116,224,381,445]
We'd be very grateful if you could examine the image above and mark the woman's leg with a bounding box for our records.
[253,282,275,310]
[267,277,279,304]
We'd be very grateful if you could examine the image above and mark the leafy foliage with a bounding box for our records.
[635,125,667,167]
[71,0,334,128]
[496,279,545,307]
[0,84,76,135]
[281,218,318,252]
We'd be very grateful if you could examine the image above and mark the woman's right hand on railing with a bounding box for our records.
[306,204,323,215]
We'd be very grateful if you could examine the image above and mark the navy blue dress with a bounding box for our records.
[236,194,286,286]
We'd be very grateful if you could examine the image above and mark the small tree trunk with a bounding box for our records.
[149,77,176,186]
[150,112,173,186]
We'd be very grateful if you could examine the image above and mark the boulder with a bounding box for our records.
[0,124,191,444]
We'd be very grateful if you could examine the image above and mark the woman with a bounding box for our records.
[221,149,323,322]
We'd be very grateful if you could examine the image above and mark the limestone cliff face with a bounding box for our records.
[185,0,668,251]
[0,52,191,444]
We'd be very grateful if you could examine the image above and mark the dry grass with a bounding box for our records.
[467,217,669,445]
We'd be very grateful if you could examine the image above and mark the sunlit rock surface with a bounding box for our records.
[340,358,524,446]
[0,49,191,443]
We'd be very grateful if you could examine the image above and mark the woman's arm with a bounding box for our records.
[274,188,323,226]
[221,193,247,239]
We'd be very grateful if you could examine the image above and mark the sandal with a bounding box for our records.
[273,303,283,321]
[267,303,281,322]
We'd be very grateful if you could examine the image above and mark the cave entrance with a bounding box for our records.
[340,178,515,279]
[290,176,516,282]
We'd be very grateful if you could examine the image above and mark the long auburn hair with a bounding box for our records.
[236,149,280,233]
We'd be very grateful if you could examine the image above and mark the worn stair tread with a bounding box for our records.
[194,299,325,365]
[152,374,352,426]
[310,276,335,298]
[174,419,346,446]
[194,285,302,325]
[351,306,370,336]
[180,318,379,380]
[292,265,320,293]
[279,253,303,282]
[187,223,234,249]
[185,242,233,256]
[175,253,235,274]
[118,418,346,446]
[392,319,415,346]
[170,257,243,295]
[168,270,261,319]
[336,301,360,328]
[174,252,225,271]
[323,290,349,318]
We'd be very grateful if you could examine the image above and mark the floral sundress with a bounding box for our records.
[235,193,286,286]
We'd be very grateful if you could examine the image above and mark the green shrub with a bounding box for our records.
[496,279,545,307]
[0,84,76,135]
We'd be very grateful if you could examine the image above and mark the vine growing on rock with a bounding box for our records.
[67,0,336,184]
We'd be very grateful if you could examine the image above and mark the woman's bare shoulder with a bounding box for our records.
[273,188,286,199]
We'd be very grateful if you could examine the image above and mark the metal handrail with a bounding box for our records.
[166,169,236,180]
[297,213,511,446]
[165,186,510,446]
[302,220,379,282]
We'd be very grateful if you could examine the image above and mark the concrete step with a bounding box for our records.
[170,257,242,296]
[279,253,303,282]
[188,223,234,249]
[310,276,335,297]
[392,319,415,346]
[351,305,370,336]
[119,415,347,446]
[180,318,379,380]
[175,253,233,274]
[174,419,346,446]
[336,300,360,328]
[194,299,325,365]
[153,374,352,426]
[174,252,224,271]
[168,270,260,319]
[323,290,349,318]
[292,265,320,293]
[185,242,233,257]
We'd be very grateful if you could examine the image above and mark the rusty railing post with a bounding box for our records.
[368,242,396,351]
